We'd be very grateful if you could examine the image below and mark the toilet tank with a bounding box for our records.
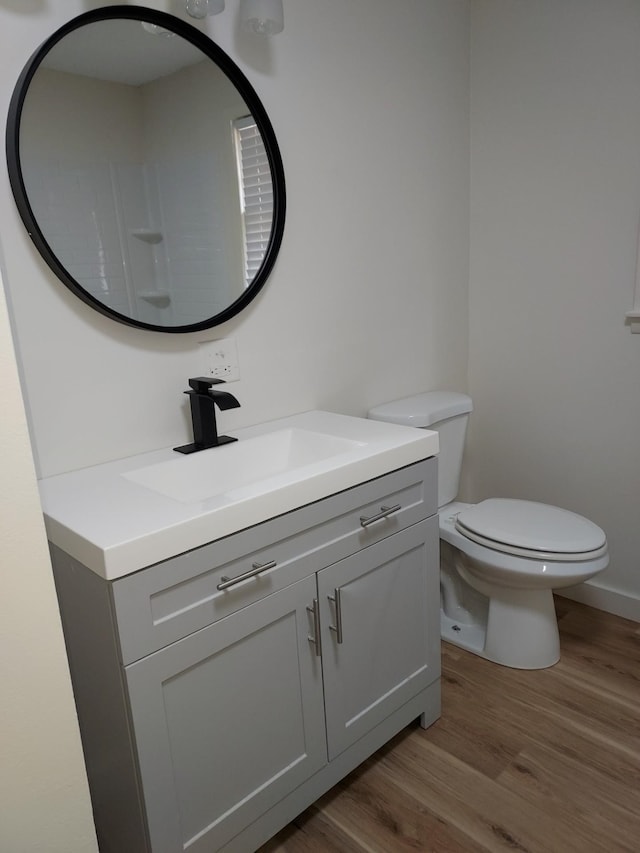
[368,391,473,508]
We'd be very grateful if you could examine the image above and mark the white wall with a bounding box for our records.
[469,0,640,616]
[1,0,470,480]
[0,260,97,851]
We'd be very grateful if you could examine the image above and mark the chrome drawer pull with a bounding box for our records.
[217,560,277,590]
[307,598,322,656]
[359,504,401,528]
[328,587,343,644]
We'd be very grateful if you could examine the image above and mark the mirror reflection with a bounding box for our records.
[10,12,284,331]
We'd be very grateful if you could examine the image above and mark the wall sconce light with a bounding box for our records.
[185,0,225,19]
[184,0,285,35]
[240,0,284,35]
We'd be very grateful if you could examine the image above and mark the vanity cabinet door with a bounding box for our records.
[318,517,440,760]
[124,574,327,853]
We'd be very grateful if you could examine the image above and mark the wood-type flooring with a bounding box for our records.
[261,597,640,853]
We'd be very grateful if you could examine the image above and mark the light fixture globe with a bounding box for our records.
[241,0,284,35]
[185,0,225,19]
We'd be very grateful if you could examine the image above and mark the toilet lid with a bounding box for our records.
[455,499,606,555]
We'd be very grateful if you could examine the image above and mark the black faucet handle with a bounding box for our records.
[187,376,225,393]
[175,376,239,454]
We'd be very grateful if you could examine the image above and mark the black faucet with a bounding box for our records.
[174,377,241,454]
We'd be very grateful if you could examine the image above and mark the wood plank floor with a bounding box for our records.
[260,597,640,853]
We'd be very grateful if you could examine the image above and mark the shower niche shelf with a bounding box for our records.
[130,228,163,244]
[138,291,171,308]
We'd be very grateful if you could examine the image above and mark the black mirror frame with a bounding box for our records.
[5,5,286,334]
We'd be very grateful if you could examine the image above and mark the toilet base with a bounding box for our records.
[440,587,560,670]
[441,611,487,655]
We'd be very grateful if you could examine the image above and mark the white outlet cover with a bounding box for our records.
[199,338,240,382]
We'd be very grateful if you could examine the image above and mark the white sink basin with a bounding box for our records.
[39,410,438,580]
[122,428,365,503]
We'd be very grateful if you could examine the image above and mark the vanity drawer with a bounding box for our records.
[113,457,437,664]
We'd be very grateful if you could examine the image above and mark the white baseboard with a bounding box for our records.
[557,581,640,624]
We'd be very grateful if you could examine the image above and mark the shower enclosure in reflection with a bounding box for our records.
[20,56,271,328]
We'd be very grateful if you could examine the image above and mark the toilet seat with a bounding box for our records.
[455,498,607,562]
[440,504,609,589]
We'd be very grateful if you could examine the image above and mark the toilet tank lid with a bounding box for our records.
[368,391,473,428]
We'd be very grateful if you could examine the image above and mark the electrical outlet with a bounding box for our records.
[199,337,240,382]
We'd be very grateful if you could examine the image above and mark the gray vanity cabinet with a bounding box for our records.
[51,458,440,853]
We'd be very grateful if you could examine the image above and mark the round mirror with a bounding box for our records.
[6,6,286,333]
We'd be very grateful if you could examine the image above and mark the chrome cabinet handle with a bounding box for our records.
[217,560,277,590]
[328,587,343,644]
[307,598,322,656]
[359,503,401,528]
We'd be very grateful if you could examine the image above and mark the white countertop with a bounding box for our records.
[39,410,438,580]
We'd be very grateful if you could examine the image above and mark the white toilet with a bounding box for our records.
[368,391,609,669]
